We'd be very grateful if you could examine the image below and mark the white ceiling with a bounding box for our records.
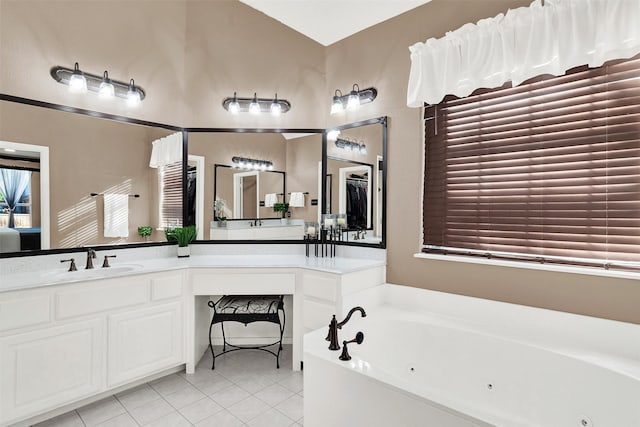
[239,0,432,46]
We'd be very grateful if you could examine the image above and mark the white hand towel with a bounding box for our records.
[264,193,278,208]
[289,192,305,208]
[103,194,129,238]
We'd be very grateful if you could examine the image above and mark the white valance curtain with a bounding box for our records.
[149,132,182,168]
[407,0,640,107]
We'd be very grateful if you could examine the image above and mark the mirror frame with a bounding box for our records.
[0,93,386,257]
[322,116,387,249]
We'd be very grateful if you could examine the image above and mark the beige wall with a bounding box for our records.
[326,0,640,324]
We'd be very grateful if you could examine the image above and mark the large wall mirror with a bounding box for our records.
[0,95,386,255]
[0,97,180,255]
[324,117,387,248]
[187,131,323,241]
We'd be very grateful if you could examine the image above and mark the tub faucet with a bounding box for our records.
[326,306,367,351]
[85,249,96,269]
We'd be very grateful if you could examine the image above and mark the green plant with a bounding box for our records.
[273,202,289,218]
[165,225,197,247]
[137,226,152,239]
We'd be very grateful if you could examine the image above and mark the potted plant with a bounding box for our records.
[273,202,290,224]
[165,225,197,257]
[137,225,153,242]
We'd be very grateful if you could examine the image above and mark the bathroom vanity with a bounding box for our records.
[209,220,305,240]
[0,251,384,426]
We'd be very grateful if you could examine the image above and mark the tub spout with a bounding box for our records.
[326,307,367,351]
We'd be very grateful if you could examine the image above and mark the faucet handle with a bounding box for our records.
[339,332,364,361]
[61,258,77,272]
[102,255,116,268]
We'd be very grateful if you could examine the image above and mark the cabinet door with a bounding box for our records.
[108,302,183,387]
[0,319,103,424]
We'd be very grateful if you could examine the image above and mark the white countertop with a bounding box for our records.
[0,255,385,293]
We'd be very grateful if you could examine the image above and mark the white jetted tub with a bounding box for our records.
[304,284,640,427]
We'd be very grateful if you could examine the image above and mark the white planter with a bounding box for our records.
[177,246,190,258]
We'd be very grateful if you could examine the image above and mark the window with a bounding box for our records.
[423,55,640,270]
[158,161,183,228]
[0,167,32,228]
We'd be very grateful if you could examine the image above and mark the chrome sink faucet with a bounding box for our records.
[326,306,367,350]
[85,249,96,269]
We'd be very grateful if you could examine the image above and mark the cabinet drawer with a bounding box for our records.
[56,277,149,319]
[303,272,338,302]
[0,295,50,332]
[303,299,335,331]
[192,272,295,295]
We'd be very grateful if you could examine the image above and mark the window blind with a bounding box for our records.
[423,55,640,269]
[159,161,183,228]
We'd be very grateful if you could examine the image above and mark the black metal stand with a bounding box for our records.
[207,296,285,369]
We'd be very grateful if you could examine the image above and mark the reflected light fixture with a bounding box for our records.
[335,137,367,155]
[51,63,145,103]
[232,156,274,171]
[223,92,291,114]
[330,83,377,114]
[98,71,115,98]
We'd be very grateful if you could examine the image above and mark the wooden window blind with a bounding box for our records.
[159,161,183,228]
[423,55,640,269]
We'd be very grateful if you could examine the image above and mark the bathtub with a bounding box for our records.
[303,284,640,427]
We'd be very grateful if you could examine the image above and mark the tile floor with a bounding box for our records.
[33,346,303,427]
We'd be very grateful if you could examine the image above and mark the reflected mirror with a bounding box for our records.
[0,98,180,254]
[188,132,323,241]
[325,117,386,247]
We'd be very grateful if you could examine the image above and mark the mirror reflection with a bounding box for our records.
[187,132,323,240]
[325,119,385,245]
[0,100,177,253]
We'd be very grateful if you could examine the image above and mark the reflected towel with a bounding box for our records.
[104,194,129,238]
[264,193,278,208]
[289,192,305,208]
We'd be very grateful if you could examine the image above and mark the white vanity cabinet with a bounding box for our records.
[210,224,304,240]
[0,270,185,427]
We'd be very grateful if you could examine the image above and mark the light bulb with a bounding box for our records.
[69,62,87,93]
[360,144,367,155]
[268,164,274,170]
[98,71,115,99]
[249,93,260,114]
[270,93,282,116]
[127,79,141,106]
[327,130,340,141]
[330,91,343,115]
[228,92,240,114]
[347,86,360,110]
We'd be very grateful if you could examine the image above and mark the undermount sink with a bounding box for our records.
[45,264,143,280]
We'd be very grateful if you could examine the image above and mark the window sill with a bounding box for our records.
[413,253,640,281]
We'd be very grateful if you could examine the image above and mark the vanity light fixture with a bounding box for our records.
[330,84,377,115]
[222,93,291,114]
[51,63,145,103]
[335,137,367,155]
[232,156,274,171]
